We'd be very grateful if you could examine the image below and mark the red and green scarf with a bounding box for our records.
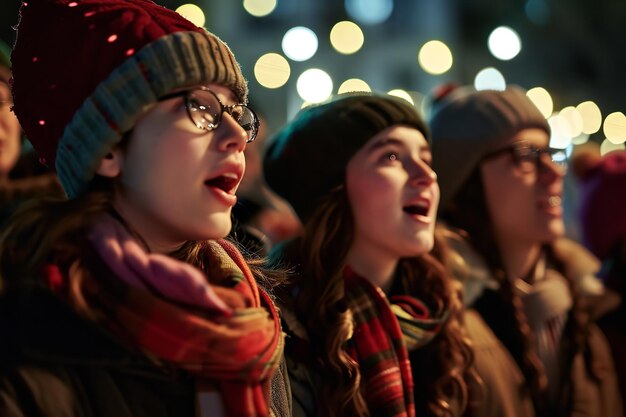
[44,216,284,417]
[344,267,448,417]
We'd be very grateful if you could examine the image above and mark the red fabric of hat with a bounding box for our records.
[11,0,247,197]
[12,0,202,169]
[579,150,626,259]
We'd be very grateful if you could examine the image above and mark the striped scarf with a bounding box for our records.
[46,216,284,417]
[343,267,448,417]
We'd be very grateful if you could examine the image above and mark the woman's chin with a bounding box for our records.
[401,236,434,258]
[542,219,566,242]
[192,215,233,241]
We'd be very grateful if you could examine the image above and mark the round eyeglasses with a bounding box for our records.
[159,86,259,143]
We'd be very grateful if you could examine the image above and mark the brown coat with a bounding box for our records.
[443,229,623,417]
[464,309,536,417]
[465,309,622,417]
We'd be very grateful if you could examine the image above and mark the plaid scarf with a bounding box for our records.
[344,267,449,417]
[45,216,283,417]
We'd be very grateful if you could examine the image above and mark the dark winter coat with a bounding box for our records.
[0,273,291,417]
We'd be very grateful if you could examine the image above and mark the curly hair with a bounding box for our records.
[440,167,592,415]
[275,187,474,417]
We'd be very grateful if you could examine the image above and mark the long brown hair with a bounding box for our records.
[441,168,590,415]
[274,187,474,417]
[0,178,113,288]
[0,176,278,298]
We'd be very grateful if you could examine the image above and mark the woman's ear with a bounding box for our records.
[95,147,123,178]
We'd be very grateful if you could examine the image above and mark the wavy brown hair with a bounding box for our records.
[0,176,279,303]
[273,187,475,417]
[440,168,591,416]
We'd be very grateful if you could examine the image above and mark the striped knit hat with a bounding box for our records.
[11,0,247,198]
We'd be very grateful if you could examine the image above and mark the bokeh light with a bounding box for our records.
[387,89,414,105]
[418,40,453,75]
[254,53,291,89]
[282,27,318,62]
[330,21,365,55]
[548,114,573,149]
[572,133,590,145]
[338,78,371,93]
[488,26,522,60]
[600,138,626,155]
[175,4,205,27]
[576,101,602,135]
[243,0,277,17]
[559,106,583,138]
[297,69,333,103]
[526,87,553,118]
[474,67,506,91]
[345,0,393,25]
[603,112,626,144]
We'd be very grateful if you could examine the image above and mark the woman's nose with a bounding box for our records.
[539,154,566,183]
[409,160,437,186]
[214,113,247,152]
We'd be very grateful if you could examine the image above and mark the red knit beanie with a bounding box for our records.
[576,150,626,259]
[11,0,247,197]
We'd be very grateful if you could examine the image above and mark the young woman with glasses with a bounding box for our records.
[429,85,622,417]
[264,93,476,417]
[0,1,286,417]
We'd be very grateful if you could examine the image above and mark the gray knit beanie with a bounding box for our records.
[429,86,550,211]
[264,93,429,222]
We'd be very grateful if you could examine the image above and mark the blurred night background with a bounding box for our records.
[1,0,626,151]
[0,0,626,138]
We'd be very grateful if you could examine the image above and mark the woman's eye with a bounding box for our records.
[516,150,536,165]
[229,106,244,121]
[384,152,399,162]
[520,154,535,164]
[187,98,205,112]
